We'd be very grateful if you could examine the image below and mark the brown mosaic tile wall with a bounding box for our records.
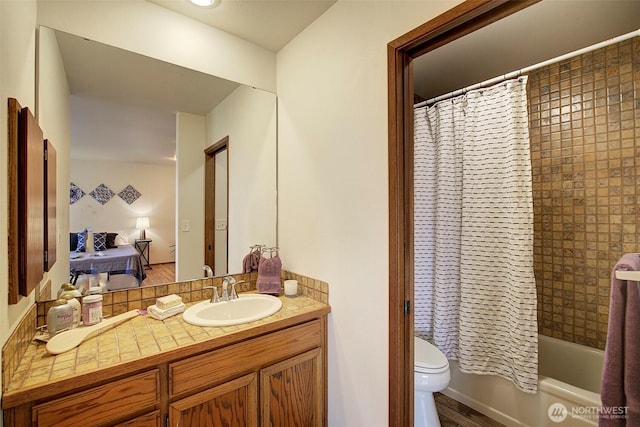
[529,37,640,350]
[2,304,36,392]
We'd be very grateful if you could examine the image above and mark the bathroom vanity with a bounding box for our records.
[2,295,329,426]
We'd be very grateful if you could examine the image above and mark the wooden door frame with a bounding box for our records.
[387,1,540,425]
[204,136,229,276]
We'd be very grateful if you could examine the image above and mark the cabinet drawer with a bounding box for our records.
[170,320,321,398]
[33,369,159,427]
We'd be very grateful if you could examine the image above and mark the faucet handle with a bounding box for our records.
[203,286,220,303]
[230,280,246,300]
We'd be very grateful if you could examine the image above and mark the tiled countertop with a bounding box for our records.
[3,294,329,405]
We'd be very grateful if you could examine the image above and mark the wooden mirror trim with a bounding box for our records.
[204,136,230,275]
[387,1,539,424]
[8,98,22,304]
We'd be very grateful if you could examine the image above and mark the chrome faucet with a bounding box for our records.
[203,286,220,303]
[222,276,236,301]
[202,265,214,278]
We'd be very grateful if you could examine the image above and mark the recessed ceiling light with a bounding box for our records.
[189,0,221,7]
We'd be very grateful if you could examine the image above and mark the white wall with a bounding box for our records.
[37,26,72,297]
[0,0,37,419]
[36,0,276,93]
[207,86,277,273]
[176,113,206,281]
[277,1,461,424]
[69,160,176,265]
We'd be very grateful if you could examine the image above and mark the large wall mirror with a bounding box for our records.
[37,26,277,302]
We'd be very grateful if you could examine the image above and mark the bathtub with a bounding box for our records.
[442,335,604,426]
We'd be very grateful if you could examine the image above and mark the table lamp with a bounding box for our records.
[136,217,150,240]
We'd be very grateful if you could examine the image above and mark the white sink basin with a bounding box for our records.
[182,294,282,326]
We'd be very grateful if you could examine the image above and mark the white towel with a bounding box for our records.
[147,303,185,320]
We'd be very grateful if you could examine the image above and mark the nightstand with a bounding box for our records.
[134,239,152,269]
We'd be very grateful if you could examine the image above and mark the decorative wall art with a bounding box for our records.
[118,185,142,205]
[69,182,85,205]
[70,182,143,205]
[89,183,115,205]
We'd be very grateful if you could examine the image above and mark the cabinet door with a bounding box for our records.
[114,410,161,427]
[170,373,257,427]
[260,348,323,427]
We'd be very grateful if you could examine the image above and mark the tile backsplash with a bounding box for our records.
[3,270,329,393]
[2,305,36,393]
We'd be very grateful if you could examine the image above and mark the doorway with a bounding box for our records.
[387,1,539,425]
[204,136,229,276]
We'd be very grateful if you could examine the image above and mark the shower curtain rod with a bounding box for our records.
[415,28,640,108]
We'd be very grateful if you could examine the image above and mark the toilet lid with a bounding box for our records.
[414,336,448,370]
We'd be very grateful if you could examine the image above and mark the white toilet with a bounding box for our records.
[414,336,450,427]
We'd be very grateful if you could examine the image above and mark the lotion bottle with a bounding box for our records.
[62,294,81,328]
[47,299,73,337]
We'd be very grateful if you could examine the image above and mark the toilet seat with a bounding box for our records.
[415,336,449,373]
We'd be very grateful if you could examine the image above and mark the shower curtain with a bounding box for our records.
[414,77,538,393]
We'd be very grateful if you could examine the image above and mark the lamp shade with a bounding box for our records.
[136,217,150,229]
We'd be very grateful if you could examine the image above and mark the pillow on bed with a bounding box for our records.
[106,232,118,249]
[115,234,129,246]
[76,230,88,252]
[94,232,108,251]
[70,233,78,251]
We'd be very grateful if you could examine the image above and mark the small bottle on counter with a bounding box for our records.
[59,283,82,299]
[57,283,81,299]
[82,294,103,326]
[61,294,81,328]
[47,299,73,337]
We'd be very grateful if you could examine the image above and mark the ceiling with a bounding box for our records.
[414,0,640,101]
[60,0,640,165]
[61,0,335,165]
[147,0,336,52]
[56,29,242,165]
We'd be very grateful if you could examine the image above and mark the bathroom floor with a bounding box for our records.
[435,393,505,427]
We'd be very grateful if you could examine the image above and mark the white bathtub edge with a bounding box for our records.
[443,369,600,427]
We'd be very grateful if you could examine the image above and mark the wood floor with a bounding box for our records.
[142,262,176,286]
[435,393,505,427]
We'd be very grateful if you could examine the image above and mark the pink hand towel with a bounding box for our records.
[242,249,261,273]
[256,255,281,295]
[600,253,640,426]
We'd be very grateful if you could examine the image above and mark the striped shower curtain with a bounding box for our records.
[414,77,538,393]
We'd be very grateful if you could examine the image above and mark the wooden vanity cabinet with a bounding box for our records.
[31,369,160,427]
[169,373,258,426]
[3,316,327,427]
[260,348,323,426]
[169,319,325,427]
